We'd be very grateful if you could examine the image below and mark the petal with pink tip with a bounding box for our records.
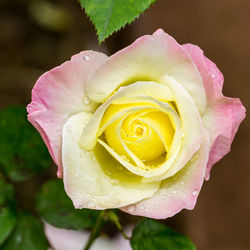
[86,29,206,114]
[121,131,209,219]
[182,44,246,179]
[27,51,107,177]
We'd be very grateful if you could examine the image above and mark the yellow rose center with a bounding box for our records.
[101,103,175,163]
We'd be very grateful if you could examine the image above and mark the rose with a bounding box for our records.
[27,29,245,219]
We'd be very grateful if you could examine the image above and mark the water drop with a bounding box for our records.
[111,190,119,196]
[145,208,149,212]
[110,179,119,185]
[128,205,135,212]
[180,181,184,185]
[83,55,90,61]
[83,96,90,104]
[88,198,97,208]
[106,170,112,175]
[192,190,198,196]
[161,194,167,199]
[173,190,178,194]
[140,205,145,210]
[121,155,128,161]
[211,73,216,79]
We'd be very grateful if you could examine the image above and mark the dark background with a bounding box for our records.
[0,0,249,249]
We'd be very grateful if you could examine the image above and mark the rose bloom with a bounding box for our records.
[27,29,245,219]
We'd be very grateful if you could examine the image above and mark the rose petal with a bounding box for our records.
[182,44,246,179]
[121,131,209,219]
[145,75,204,181]
[86,29,206,114]
[44,222,132,250]
[62,112,159,209]
[27,51,107,177]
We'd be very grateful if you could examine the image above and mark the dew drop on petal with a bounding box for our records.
[88,198,97,208]
[161,193,167,199]
[106,170,112,175]
[211,73,216,79]
[192,190,199,196]
[173,189,178,194]
[140,205,145,210]
[180,181,184,185]
[83,96,90,104]
[110,179,119,186]
[128,205,135,212]
[83,55,90,61]
[111,190,119,196]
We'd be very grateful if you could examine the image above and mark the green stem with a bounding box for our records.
[107,210,130,240]
[84,210,106,250]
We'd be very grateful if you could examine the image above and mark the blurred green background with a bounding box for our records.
[0,0,249,249]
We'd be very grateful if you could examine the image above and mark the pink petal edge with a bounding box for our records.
[182,44,246,180]
[27,51,107,177]
[121,131,210,219]
[87,29,206,114]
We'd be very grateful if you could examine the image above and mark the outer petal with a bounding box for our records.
[182,44,246,179]
[27,51,107,177]
[86,29,207,114]
[121,131,209,219]
[44,222,132,250]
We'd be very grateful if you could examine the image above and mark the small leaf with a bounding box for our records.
[83,0,155,42]
[36,179,100,230]
[1,212,49,250]
[0,179,17,246]
[0,106,51,182]
[131,219,196,250]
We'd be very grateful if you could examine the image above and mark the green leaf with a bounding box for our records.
[82,0,155,42]
[131,219,196,250]
[0,178,17,246]
[79,0,85,8]
[0,207,17,247]
[0,178,15,205]
[0,106,51,182]
[1,212,49,250]
[36,179,100,230]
